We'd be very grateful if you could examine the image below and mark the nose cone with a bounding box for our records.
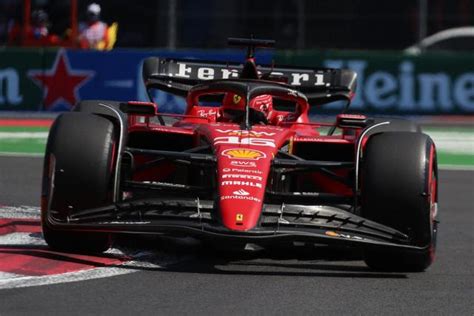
[206,125,292,231]
[217,147,271,231]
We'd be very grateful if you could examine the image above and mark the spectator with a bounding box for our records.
[8,9,59,46]
[30,9,49,39]
[78,3,109,50]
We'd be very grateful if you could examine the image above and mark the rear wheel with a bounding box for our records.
[361,132,438,271]
[41,112,117,253]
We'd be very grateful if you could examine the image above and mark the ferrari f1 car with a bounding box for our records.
[42,38,439,271]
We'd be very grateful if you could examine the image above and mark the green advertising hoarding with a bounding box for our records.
[0,48,473,114]
[0,49,56,111]
[277,50,474,114]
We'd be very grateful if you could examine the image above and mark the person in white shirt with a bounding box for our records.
[78,3,108,50]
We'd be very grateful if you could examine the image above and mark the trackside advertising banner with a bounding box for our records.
[0,48,473,114]
[0,48,271,113]
[277,50,474,115]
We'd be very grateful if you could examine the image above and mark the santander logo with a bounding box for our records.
[233,189,250,196]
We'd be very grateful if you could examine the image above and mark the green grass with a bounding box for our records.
[0,126,48,154]
[0,126,50,132]
[0,138,47,154]
[437,152,474,167]
[1,125,473,168]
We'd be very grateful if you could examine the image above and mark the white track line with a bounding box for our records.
[0,132,48,139]
[427,132,474,155]
[0,251,188,290]
[0,206,192,290]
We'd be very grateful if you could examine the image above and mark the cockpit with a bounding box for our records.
[185,80,310,127]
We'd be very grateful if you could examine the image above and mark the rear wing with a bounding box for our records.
[142,58,357,104]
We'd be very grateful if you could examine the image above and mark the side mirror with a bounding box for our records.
[142,57,161,85]
[336,114,370,129]
[120,101,157,116]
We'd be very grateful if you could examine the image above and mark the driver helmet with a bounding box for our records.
[221,93,273,123]
[250,94,273,121]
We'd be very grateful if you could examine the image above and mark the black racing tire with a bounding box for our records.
[74,100,123,115]
[359,117,420,140]
[369,117,421,133]
[41,112,117,253]
[361,132,438,272]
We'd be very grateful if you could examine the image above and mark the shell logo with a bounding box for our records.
[222,148,266,160]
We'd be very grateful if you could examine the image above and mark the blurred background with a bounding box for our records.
[0,0,473,115]
[0,0,472,166]
[1,0,473,49]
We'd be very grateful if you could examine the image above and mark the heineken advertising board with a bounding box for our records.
[0,48,473,114]
[277,50,474,114]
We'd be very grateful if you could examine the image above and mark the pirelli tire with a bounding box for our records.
[360,132,438,272]
[41,112,117,253]
[369,118,420,133]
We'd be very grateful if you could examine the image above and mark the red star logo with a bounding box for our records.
[29,50,94,110]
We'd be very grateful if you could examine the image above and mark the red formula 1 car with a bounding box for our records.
[41,38,439,271]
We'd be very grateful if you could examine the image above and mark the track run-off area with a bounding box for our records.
[0,118,473,314]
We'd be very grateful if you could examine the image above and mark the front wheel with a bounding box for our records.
[361,132,438,272]
[41,112,117,253]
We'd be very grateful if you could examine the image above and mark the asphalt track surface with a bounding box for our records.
[0,156,473,315]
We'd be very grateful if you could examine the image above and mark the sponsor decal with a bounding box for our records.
[222,167,262,174]
[221,180,262,188]
[324,230,364,240]
[230,161,257,168]
[175,62,240,80]
[338,114,367,120]
[221,195,261,203]
[325,231,339,237]
[172,62,326,86]
[197,109,217,117]
[233,189,250,196]
[215,129,276,137]
[233,94,242,104]
[223,174,263,181]
[236,213,244,222]
[215,136,276,148]
[222,148,266,160]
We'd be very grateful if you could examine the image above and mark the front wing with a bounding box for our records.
[45,198,428,253]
